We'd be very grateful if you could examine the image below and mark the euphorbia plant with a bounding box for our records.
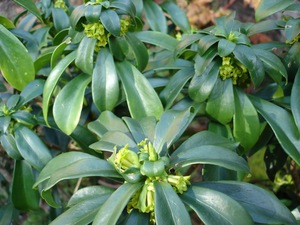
[0,0,299,224]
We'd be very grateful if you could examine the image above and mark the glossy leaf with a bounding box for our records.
[0,203,13,225]
[14,125,52,171]
[194,47,218,75]
[0,116,10,133]
[154,181,192,225]
[1,134,22,160]
[0,25,35,91]
[51,37,72,69]
[255,0,295,21]
[218,39,236,57]
[286,18,300,43]
[99,131,137,150]
[93,182,143,225]
[198,35,220,56]
[171,130,238,158]
[92,48,119,112]
[121,209,150,225]
[12,160,39,210]
[122,117,148,143]
[134,31,178,51]
[116,61,163,120]
[34,151,120,189]
[188,61,220,103]
[70,4,86,30]
[50,186,113,225]
[53,73,91,135]
[206,79,234,124]
[161,1,190,33]
[52,8,70,31]
[291,68,300,133]
[253,48,287,83]
[100,9,121,37]
[75,37,96,75]
[125,32,149,71]
[154,108,193,154]
[143,0,167,33]
[160,68,194,109]
[85,5,102,23]
[181,185,253,225]
[233,89,260,150]
[247,20,280,36]
[171,145,249,172]
[13,0,43,23]
[43,50,77,126]
[176,33,204,56]
[198,181,297,225]
[18,79,45,107]
[233,45,265,88]
[110,0,136,18]
[11,111,36,126]
[250,95,300,165]
[0,16,15,29]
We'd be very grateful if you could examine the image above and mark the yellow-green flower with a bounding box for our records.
[83,22,109,50]
[113,145,140,173]
[167,174,191,194]
[54,0,68,11]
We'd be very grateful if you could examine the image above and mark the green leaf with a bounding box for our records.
[52,8,70,31]
[188,61,220,103]
[176,33,204,56]
[181,185,253,225]
[122,117,148,143]
[255,0,295,21]
[14,125,52,171]
[218,39,236,57]
[233,45,265,88]
[143,0,167,33]
[154,108,193,154]
[50,186,113,225]
[75,37,96,75]
[100,9,121,37]
[88,111,129,137]
[93,182,143,225]
[161,1,190,33]
[125,32,149,71]
[160,68,194,109]
[121,209,150,225]
[51,37,72,69]
[253,48,287,84]
[198,181,297,225]
[18,79,45,107]
[198,35,220,56]
[13,0,43,23]
[85,5,102,23]
[110,0,136,18]
[0,16,15,29]
[249,95,300,165]
[12,160,40,211]
[1,134,22,160]
[154,181,191,225]
[92,48,119,112]
[170,145,249,172]
[292,68,300,133]
[43,50,77,126]
[70,4,86,30]
[0,203,13,225]
[206,79,234,124]
[34,152,121,189]
[194,47,218,75]
[233,89,260,150]
[11,111,36,126]
[0,25,35,91]
[286,18,300,42]
[247,20,280,36]
[171,130,238,158]
[134,31,178,51]
[53,73,91,135]
[116,61,163,120]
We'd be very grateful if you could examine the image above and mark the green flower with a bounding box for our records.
[54,0,68,11]
[113,145,140,173]
[120,18,131,36]
[83,22,109,50]
[167,174,191,194]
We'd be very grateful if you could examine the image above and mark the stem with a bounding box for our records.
[74,177,82,193]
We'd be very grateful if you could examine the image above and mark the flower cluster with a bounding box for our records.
[219,56,250,87]
[54,0,68,11]
[83,18,131,51]
[109,139,190,222]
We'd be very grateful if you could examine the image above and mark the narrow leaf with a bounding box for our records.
[12,160,40,210]
[75,37,96,75]
[249,95,300,165]
[93,182,143,225]
[170,145,249,172]
[181,185,253,225]
[53,73,91,135]
[0,25,35,91]
[92,48,119,111]
[100,9,121,37]
[233,89,260,150]
[291,68,300,133]
[218,39,236,57]
[13,0,43,22]
[154,181,191,225]
[43,51,77,126]
[14,125,52,171]
[143,0,167,33]
[116,61,163,120]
